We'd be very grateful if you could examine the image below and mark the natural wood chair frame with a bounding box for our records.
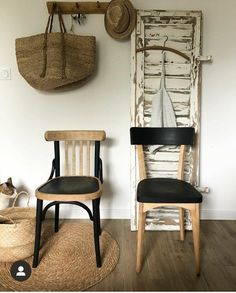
[32,130,106,268]
[131,128,201,275]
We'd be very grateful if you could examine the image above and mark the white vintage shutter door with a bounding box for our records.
[130,10,202,231]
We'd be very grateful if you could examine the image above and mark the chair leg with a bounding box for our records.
[55,203,60,232]
[92,198,101,267]
[136,203,146,273]
[190,204,201,276]
[97,198,101,235]
[179,208,185,241]
[32,199,43,268]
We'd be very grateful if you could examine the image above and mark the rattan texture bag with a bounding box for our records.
[0,192,36,262]
[15,4,96,91]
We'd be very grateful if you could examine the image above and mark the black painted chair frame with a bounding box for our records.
[33,131,105,268]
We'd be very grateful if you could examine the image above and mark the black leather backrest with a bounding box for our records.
[130,127,195,146]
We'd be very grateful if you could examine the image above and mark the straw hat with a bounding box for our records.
[104,0,136,40]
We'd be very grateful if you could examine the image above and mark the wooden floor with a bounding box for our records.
[0,219,236,291]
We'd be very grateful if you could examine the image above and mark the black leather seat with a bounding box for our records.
[137,178,202,203]
[38,176,100,195]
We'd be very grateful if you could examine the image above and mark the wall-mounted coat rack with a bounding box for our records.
[47,1,109,14]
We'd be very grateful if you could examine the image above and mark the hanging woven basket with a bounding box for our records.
[15,4,96,91]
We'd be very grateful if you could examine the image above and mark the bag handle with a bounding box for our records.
[40,3,67,79]
[47,3,67,34]
[0,191,30,226]
[12,191,30,208]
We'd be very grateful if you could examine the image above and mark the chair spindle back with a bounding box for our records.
[45,130,106,178]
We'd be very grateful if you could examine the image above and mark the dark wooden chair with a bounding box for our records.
[130,127,202,275]
[32,130,106,268]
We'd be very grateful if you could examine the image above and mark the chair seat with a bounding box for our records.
[137,178,202,203]
[36,176,101,201]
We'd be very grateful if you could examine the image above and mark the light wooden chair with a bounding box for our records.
[32,130,106,268]
[130,127,202,275]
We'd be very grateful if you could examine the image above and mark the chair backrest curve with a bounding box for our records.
[45,130,106,142]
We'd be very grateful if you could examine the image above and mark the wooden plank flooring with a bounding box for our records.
[0,220,235,291]
[88,220,236,291]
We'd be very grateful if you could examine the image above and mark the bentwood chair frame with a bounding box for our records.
[32,130,106,268]
[130,127,202,275]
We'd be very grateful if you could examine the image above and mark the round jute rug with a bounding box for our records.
[0,221,119,291]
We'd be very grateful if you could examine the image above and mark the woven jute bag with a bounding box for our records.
[0,192,36,262]
[15,4,96,90]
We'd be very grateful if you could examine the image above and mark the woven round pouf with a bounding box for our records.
[0,221,119,291]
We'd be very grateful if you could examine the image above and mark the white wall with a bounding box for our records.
[0,0,235,220]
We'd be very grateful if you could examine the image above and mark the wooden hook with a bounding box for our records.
[52,2,57,12]
[96,1,100,8]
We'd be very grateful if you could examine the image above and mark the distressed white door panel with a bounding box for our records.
[145,63,191,76]
[145,92,190,103]
[142,15,198,25]
[145,37,193,50]
[144,101,190,116]
[145,76,191,91]
[145,24,194,38]
[144,51,191,64]
[130,10,202,231]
